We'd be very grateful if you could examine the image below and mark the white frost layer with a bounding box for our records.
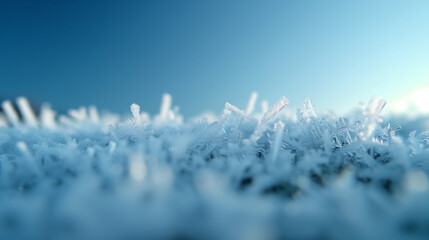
[0,94,429,240]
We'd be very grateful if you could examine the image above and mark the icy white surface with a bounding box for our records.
[0,95,429,240]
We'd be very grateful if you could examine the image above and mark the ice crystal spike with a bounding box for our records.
[1,100,20,127]
[364,98,386,120]
[16,97,38,127]
[408,131,418,156]
[89,106,100,123]
[39,103,56,129]
[296,107,305,124]
[224,102,258,138]
[374,99,386,117]
[246,91,258,114]
[69,107,87,121]
[304,98,317,119]
[130,103,141,121]
[382,124,401,143]
[334,117,352,146]
[58,115,78,128]
[271,120,285,161]
[261,96,289,122]
[224,102,248,118]
[159,93,172,121]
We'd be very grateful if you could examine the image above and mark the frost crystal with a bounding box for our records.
[1,100,20,127]
[16,97,38,127]
[246,91,258,114]
[130,103,141,120]
[261,96,289,122]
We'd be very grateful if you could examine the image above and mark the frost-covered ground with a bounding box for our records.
[1,94,429,240]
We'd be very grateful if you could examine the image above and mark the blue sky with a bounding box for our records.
[1,0,429,116]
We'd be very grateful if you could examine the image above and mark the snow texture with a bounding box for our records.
[1,94,429,240]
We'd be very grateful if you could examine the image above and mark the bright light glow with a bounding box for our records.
[390,87,429,115]
[409,87,429,112]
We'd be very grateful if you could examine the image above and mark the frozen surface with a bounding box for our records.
[0,95,429,240]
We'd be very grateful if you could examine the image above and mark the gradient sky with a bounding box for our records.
[1,0,429,116]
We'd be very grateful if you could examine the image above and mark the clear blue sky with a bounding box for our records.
[1,0,429,116]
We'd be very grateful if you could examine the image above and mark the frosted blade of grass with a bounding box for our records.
[16,97,38,127]
[261,96,289,122]
[364,98,386,119]
[364,98,377,114]
[130,103,141,121]
[58,115,79,128]
[272,120,285,161]
[304,98,317,119]
[1,100,20,127]
[246,91,258,115]
[89,106,100,123]
[159,93,172,121]
[69,107,87,121]
[373,99,386,118]
[39,103,57,129]
[225,102,248,118]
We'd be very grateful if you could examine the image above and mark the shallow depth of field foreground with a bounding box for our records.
[1,94,429,240]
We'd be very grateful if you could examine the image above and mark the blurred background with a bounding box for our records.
[1,0,428,117]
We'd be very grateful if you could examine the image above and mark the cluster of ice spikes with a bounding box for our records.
[0,93,429,240]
